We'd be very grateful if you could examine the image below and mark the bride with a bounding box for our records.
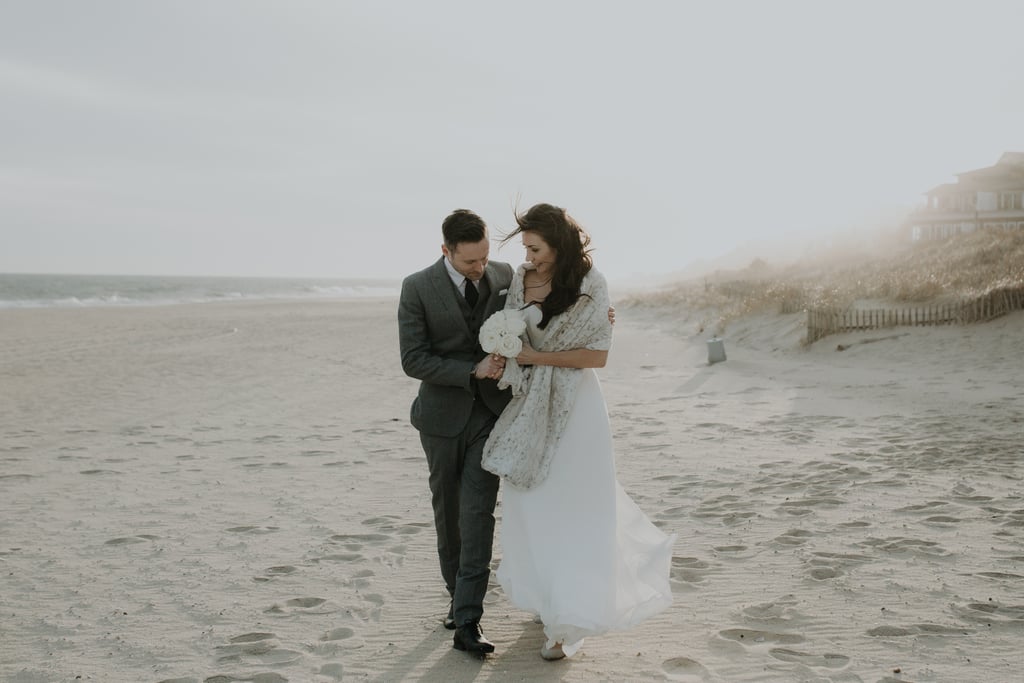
[482,202,675,660]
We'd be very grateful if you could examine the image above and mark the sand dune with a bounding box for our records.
[1,299,1021,682]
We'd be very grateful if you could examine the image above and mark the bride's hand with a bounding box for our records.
[516,341,538,367]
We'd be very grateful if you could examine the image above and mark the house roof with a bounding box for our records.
[999,151,1024,167]
[924,152,1024,195]
[956,151,1024,178]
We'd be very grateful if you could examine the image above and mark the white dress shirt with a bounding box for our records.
[443,257,478,297]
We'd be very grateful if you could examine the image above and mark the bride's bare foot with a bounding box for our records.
[540,641,565,660]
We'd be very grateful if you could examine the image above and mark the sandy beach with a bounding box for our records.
[1,297,1022,682]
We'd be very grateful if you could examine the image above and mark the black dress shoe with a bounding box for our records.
[453,620,495,654]
[443,601,456,630]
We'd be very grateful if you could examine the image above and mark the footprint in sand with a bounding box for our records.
[740,595,805,623]
[320,627,355,641]
[352,426,398,436]
[298,449,334,457]
[264,597,334,616]
[658,506,690,520]
[865,625,915,637]
[363,515,403,529]
[64,427,99,435]
[866,623,970,637]
[836,520,870,529]
[286,597,327,608]
[253,566,298,583]
[718,628,805,646]
[230,633,277,643]
[226,526,280,535]
[203,672,288,683]
[806,564,843,580]
[346,593,385,621]
[105,534,158,545]
[951,483,987,499]
[213,632,302,669]
[769,648,851,669]
[770,529,813,547]
[974,571,1024,581]
[312,552,363,563]
[712,544,750,555]
[777,496,845,515]
[922,515,962,524]
[329,533,389,549]
[951,601,1024,627]
[911,623,974,636]
[692,495,759,526]
[895,500,948,513]
[661,656,712,682]
[315,626,365,655]
[318,662,345,681]
[860,536,948,557]
[670,556,714,585]
[1001,513,1024,529]
[344,569,375,589]
[804,550,875,581]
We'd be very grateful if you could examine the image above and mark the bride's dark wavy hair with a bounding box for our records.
[500,202,593,328]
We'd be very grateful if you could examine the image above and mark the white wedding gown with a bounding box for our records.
[496,305,676,656]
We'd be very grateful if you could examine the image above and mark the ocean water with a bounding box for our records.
[0,273,401,309]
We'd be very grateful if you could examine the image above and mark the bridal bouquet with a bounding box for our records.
[479,309,527,358]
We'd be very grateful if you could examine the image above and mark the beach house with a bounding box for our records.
[908,152,1024,241]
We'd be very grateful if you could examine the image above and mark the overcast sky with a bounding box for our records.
[3,1,1023,282]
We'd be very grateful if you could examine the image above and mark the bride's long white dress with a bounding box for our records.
[496,305,676,656]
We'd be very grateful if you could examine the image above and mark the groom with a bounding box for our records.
[398,209,514,655]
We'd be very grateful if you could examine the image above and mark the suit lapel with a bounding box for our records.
[482,264,504,314]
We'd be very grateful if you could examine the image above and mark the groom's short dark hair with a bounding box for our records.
[442,209,487,250]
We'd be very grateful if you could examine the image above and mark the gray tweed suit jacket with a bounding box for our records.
[398,257,514,437]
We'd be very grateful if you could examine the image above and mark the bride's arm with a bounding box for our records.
[515,343,607,369]
[517,269,613,369]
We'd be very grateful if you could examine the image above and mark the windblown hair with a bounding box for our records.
[442,209,487,251]
[502,202,593,328]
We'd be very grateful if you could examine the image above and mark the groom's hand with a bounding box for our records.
[474,354,506,381]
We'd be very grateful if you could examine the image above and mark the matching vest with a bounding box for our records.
[459,277,490,338]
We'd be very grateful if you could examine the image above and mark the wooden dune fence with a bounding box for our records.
[805,285,1024,343]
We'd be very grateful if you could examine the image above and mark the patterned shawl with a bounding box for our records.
[481,264,613,489]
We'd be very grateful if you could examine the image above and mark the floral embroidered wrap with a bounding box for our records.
[481,265,613,489]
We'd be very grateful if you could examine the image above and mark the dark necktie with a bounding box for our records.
[464,279,478,308]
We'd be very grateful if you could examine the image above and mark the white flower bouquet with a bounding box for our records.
[479,309,527,358]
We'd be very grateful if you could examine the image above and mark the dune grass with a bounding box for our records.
[625,228,1024,336]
